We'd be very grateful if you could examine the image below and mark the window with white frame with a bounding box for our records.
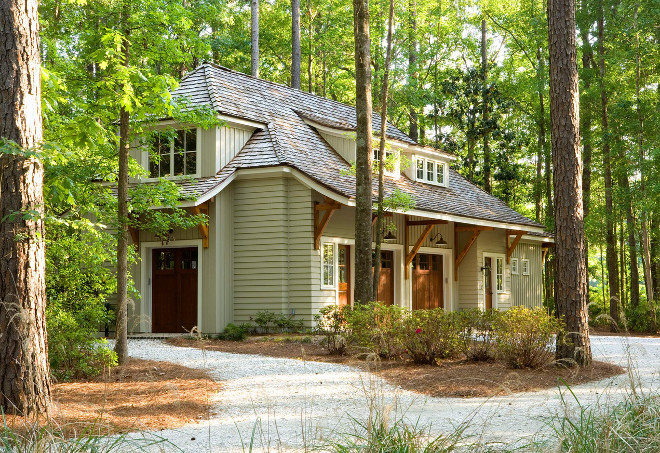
[495,257,504,292]
[511,258,519,275]
[373,149,397,176]
[414,156,447,186]
[322,242,335,288]
[148,129,198,178]
[521,259,530,276]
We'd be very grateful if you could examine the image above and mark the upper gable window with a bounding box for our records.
[373,149,398,176]
[415,156,447,186]
[148,129,198,178]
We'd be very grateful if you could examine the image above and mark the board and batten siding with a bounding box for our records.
[510,241,543,308]
[212,125,255,174]
[318,131,356,164]
[232,176,317,325]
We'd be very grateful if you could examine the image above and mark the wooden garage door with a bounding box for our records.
[412,253,444,310]
[152,247,198,333]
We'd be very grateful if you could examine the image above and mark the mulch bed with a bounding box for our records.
[167,335,624,398]
[3,358,220,437]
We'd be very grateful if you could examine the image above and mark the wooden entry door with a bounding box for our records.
[152,247,198,333]
[484,257,493,310]
[375,250,395,305]
[412,254,444,310]
[338,245,350,306]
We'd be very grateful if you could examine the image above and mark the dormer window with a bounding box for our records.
[415,157,447,186]
[148,129,198,178]
[373,149,398,177]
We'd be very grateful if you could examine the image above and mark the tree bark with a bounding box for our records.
[579,26,593,307]
[597,4,620,331]
[353,0,373,304]
[0,0,51,415]
[408,0,418,142]
[114,7,131,365]
[373,0,394,299]
[535,48,545,223]
[547,0,591,366]
[481,19,491,193]
[291,0,301,89]
[251,0,259,77]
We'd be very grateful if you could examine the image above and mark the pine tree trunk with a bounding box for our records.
[373,0,394,299]
[481,19,491,194]
[579,29,593,307]
[251,0,259,77]
[353,0,373,304]
[408,0,418,142]
[291,0,301,89]
[547,0,591,366]
[597,6,620,331]
[114,11,131,365]
[535,48,545,223]
[0,0,51,416]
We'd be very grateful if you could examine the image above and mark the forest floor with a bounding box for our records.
[166,336,622,398]
[2,358,220,438]
[117,335,660,452]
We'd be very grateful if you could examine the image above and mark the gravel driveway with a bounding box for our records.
[125,335,660,452]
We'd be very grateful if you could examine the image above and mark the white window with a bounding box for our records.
[321,242,336,288]
[496,257,504,292]
[414,156,447,187]
[373,149,397,176]
[521,259,530,276]
[511,258,519,275]
[148,129,198,178]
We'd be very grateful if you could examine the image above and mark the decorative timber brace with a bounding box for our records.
[191,202,210,248]
[505,229,526,263]
[314,198,341,250]
[453,225,494,281]
[404,215,448,279]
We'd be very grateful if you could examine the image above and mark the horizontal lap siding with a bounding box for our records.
[510,242,543,308]
[457,231,479,310]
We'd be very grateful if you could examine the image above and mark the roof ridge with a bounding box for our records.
[266,122,285,164]
[202,64,219,111]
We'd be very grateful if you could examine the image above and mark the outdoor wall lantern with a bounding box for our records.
[430,233,448,247]
[383,230,397,242]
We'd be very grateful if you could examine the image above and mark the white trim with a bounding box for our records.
[216,114,265,129]
[511,257,519,275]
[142,127,201,182]
[482,252,506,309]
[139,239,203,333]
[413,155,449,187]
[320,241,337,290]
[521,259,530,276]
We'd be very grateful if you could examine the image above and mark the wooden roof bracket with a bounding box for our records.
[128,226,140,251]
[453,226,492,281]
[191,202,210,248]
[505,229,526,264]
[314,198,341,250]
[404,215,443,279]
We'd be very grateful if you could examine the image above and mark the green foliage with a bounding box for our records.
[252,310,304,334]
[493,307,562,369]
[217,323,250,341]
[400,309,462,365]
[457,309,500,361]
[344,302,406,359]
[314,305,349,355]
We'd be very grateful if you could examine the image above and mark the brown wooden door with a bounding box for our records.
[338,245,350,306]
[375,250,395,305]
[152,247,198,333]
[412,254,444,310]
[484,257,493,310]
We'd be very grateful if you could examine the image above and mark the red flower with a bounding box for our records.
[415,328,422,334]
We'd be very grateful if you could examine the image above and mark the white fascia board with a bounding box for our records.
[521,234,555,243]
[216,114,265,130]
[302,118,410,151]
[408,146,458,161]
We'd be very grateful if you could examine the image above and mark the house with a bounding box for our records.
[125,63,553,334]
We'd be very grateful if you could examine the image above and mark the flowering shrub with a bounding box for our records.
[400,308,462,365]
[314,305,348,355]
[493,307,562,368]
[344,302,406,359]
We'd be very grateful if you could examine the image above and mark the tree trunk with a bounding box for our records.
[579,29,593,299]
[408,0,418,142]
[291,0,301,89]
[251,0,259,77]
[619,172,639,308]
[547,0,591,366]
[373,0,394,299]
[307,0,313,93]
[114,9,131,365]
[0,0,51,416]
[597,5,620,331]
[535,48,546,223]
[353,0,373,304]
[481,19,491,193]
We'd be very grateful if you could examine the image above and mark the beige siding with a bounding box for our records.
[215,126,254,173]
[456,231,479,310]
[510,241,543,308]
[318,131,355,163]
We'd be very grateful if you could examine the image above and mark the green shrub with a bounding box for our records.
[344,302,406,359]
[401,308,461,365]
[47,305,117,381]
[314,305,348,355]
[217,323,250,341]
[457,309,499,361]
[252,310,304,333]
[494,306,562,369]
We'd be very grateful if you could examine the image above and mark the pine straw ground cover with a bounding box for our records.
[3,358,220,437]
[167,336,623,398]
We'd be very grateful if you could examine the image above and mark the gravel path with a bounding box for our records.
[125,335,660,452]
